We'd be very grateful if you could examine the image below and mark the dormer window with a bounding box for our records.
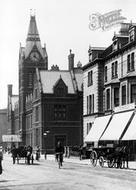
[129,29,135,42]
[113,40,118,51]
[53,77,68,97]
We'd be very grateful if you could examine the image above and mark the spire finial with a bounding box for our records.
[70,49,72,54]
[30,9,36,17]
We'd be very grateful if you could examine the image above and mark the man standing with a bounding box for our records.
[0,146,3,175]
[11,145,17,164]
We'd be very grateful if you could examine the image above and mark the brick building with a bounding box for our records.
[7,15,83,153]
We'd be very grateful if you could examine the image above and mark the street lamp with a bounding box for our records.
[43,130,50,159]
[43,130,50,136]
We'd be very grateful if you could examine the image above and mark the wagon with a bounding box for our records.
[89,145,128,169]
[13,146,34,164]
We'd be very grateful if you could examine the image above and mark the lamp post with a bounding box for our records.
[43,130,50,159]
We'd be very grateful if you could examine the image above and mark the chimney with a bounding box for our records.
[68,49,74,70]
[8,84,12,97]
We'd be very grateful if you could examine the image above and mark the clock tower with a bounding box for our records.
[19,14,48,144]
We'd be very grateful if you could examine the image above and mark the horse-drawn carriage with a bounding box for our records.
[89,145,128,169]
[11,146,34,164]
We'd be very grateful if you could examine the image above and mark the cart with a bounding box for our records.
[90,145,128,169]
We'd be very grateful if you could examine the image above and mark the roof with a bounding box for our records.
[75,73,83,91]
[39,70,83,94]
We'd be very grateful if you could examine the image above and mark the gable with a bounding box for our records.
[53,77,68,96]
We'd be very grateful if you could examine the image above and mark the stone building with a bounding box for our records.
[7,15,83,152]
[83,23,136,160]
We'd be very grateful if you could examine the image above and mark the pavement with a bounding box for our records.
[40,154,136,170]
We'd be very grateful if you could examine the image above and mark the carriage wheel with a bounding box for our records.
[90,150,97,167]
[99,156,104,167]
[108,158,115,168]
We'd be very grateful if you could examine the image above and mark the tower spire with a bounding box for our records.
[26,13,40,42]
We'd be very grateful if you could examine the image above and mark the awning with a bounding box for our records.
[84,115,111,142]
[122,112,136,140]
[100,111,134,141]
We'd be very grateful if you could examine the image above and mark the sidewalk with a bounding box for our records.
[41,154,136,170]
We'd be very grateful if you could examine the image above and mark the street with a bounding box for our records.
[0,154,136,190]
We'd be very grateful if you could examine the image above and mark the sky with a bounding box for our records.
[0,0,136,109]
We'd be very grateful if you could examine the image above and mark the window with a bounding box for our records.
[87,94,94,114]
[87,123,92,134]
[111,61,118,79]
[113,40,118,51]
[56,87,64,96]
[131,52,135,71]
[54,105,66,120]
[88,71,93,86]
[87,96,89,114]
[115,61,118,76]
[129,29,135,42]
[114,88,119,107]
[127,53,135,72]
[131,84,136,103]
[122,85,126,105]
[127,54,130,72]
[35,106,39,122]
[106,89,110,110]
[104,66,107,82]
[112,63,114,78]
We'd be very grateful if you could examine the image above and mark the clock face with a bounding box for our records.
[30,51,40,62]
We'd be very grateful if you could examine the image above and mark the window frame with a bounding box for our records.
[88,70,93,86]
[122,85,126,105]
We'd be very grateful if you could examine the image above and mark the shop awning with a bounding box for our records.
[122,112,136,140]
[100,111,134,141]
[84,115,111,142]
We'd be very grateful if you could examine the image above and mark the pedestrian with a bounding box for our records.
[36,146,40,161]
[0,146,3,175]
[55,141,64,165]
[27,145,33,164]
[11,145,17,164]
[79,145,83,160]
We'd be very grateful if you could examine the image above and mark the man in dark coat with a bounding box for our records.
[11,145,17,164]
[55,141,64,165]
